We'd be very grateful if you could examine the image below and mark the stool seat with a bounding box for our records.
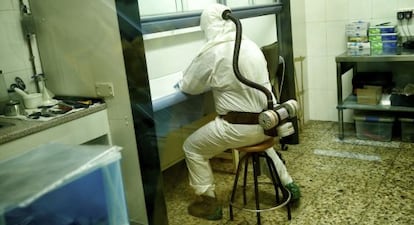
[236,138,275,153]
[229,138,291,224]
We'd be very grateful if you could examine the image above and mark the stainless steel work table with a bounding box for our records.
[335,48,414,140]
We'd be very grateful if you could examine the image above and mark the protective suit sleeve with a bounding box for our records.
[179,53,213,95]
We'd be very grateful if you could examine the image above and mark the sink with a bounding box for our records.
[0,121,15,129]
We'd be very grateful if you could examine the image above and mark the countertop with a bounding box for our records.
[0,103,107,145]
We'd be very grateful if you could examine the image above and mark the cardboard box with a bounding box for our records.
[356,85,382,105]
[368,25,397,35]
[369,33,398,41]
[347,42,371,49]
[348,36,369,42]
[346,21,370,31]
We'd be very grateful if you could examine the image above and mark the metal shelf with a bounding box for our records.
[338,95,414,112]
[336,48,414,63]
[335,49,414,139]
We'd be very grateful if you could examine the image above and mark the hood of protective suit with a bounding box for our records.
[198,4,237,54]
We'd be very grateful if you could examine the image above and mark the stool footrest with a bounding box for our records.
[229,151,291,224]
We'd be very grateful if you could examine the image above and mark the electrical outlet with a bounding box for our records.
[397,11,405,20]
[95,82,114,97]
[404,10,413,20]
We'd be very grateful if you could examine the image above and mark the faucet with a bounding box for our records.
[32,73,44,93]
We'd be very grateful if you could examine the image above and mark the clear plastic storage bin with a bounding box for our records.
[0,143,129,225]
[354,115,394,141]
[399,118,414,142]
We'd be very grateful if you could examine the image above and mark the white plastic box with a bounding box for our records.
[399,118,414,142]
[354,115,394,141]
[0,143,129,225]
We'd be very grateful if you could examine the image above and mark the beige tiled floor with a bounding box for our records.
[162,121,414,225]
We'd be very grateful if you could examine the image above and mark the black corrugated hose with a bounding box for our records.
[222,10,274,110]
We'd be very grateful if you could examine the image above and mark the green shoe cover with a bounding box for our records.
[188,195,223,220]
[206,207,223,220]
[285,182,301,201]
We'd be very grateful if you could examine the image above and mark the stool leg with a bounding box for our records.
[252,154,262,225]
[263,154,280,202]
[232,150,240,174]
[243,154,249,205]
[266,154,292,220]
[229,154,248,221]
[287,202,292,220]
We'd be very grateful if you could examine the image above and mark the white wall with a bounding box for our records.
[297,0,414,122]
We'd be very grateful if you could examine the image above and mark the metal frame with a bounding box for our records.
[141,3,283,34]
[335,50,414,140]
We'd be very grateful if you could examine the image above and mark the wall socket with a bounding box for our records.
[397,9,413,20]
[404,10,413,20]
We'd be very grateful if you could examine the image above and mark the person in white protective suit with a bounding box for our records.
[177,3,300,220]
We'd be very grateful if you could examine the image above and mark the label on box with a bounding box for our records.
[346,21,370,30]
[347,42,371,49]
[346,30,368,37]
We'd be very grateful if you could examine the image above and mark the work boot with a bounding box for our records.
[188,195,222,220]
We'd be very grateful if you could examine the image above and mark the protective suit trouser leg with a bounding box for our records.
[264,148,293,186]
[184,151,216,196]
[183,117,294,196]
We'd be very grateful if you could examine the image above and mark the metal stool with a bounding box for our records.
[229,138,291,224]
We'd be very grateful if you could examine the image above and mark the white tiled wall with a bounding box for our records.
[297,0,414,122]
[0,0,40,93]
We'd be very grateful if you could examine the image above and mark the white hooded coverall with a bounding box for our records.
[179,4,293,197]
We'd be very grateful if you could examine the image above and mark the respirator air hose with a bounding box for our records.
[222,10,274,110]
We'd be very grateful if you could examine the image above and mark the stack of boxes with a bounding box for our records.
[346,21,370,55]
[346,22,399,55]
[368,25,398,54]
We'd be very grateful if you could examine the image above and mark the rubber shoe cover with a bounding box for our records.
[285,182,301,201]
[188,195,223,220]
